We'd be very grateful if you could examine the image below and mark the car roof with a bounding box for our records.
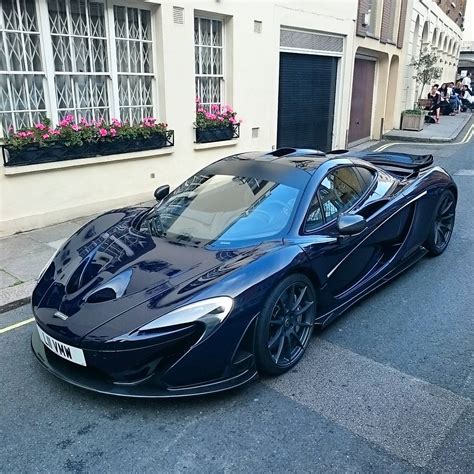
[230,148,330,173]
[203,148,364,189]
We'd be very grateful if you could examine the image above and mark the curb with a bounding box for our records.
[0,281,35,314]
[382,115,473,143]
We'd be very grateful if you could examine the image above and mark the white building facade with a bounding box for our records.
[0,0,359,237]
[400,0,464,111]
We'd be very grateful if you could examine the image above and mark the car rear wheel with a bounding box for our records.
[425,190,456,256]
[255,274,316,375]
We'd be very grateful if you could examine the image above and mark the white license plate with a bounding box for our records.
[37,325,86,366]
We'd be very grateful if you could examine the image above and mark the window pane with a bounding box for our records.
[305,195,324,232]
[0,0,46,135]
[212,20,222,46]
[48,0,110,122]
[194,17,224,108]
[114,6,155,122]
[319,168,364,221]
[199,18,211,45]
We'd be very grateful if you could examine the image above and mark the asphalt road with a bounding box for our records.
[1,127,473,473]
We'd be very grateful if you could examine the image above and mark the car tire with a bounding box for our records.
[254,273,317,375]
[424,190,456,256]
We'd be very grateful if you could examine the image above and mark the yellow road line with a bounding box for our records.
[0,317,35,334]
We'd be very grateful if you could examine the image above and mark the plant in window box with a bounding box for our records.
[194,99,241,144]
[2,116,174,167]
[98,118,172,155]
[401,107,426,131]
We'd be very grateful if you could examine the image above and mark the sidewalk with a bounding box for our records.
[383,111,472,142]
[0,215,97,312]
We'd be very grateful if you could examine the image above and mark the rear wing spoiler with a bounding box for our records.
[349,151,433,171]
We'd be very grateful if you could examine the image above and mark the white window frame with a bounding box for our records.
[109,1,157,123]
[194,14,225,110]
[0,0,159,136]
[0,0,47,136]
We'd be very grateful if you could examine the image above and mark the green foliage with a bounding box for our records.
[411,49,443,99]
[194,99,240,130]
[4,116,169,150]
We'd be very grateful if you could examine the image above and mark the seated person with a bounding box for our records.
[461,86,474,110]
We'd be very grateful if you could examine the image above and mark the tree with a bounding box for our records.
[411,49,442,100]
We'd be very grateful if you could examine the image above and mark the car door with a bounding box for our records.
[301,165,382,299]
[303,164,415,308]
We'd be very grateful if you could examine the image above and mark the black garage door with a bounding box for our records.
[277,53,337,152]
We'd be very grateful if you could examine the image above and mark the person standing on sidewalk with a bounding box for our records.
[428,84,442,123]
[462,72,471,89]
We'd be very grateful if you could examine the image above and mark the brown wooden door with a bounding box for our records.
[348,58,375,144]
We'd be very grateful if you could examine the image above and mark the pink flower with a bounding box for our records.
[195,96,201,103]
[71,124,81,131]
[51,130,60,136]
[229,117,236,124]
[211,104,219,112]
[35,122,46,130]
[111,118,122,128]
[109,128,117,137]
[80,117,90,126]
[99,128,107,137]
[197,108,205,113]
[218,116,224,121]
[42,133,50,139]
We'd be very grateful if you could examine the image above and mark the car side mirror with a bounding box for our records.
[154,185,170,202]
[337,214,367,235]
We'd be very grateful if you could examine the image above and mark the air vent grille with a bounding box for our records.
[173,6,184,25]
[280,29,343,53]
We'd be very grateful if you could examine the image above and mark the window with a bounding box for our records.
[48,0,109,122]
[318,167,369,222]
[194,16,224,111]
[386,0,398,42]
[140,174,299,247]
[0,0,46,133]
[0,0,157,136]
[114,6,154,123]
[367,0,379,35]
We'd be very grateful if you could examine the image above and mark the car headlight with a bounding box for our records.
[138,296,234,341]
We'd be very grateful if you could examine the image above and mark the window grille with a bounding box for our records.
[194,16,223,111]
[48,0,110,122]
[114,5,154,123]
[0,0,46,134]
[0,1,157,136]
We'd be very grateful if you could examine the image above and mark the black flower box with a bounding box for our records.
[195,124,240,144]
[2,131,174,167]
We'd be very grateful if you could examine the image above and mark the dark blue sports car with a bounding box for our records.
[31,148,457,397]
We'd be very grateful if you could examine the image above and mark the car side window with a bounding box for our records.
[318,167,366,222]
[304,194,324,232]
[354,166,376,189]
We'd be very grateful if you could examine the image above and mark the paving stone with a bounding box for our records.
[0,247,55,282]
[46,238,67,250]
[0,235,47,262]
[0,270,18,290]
[25,221,81,244]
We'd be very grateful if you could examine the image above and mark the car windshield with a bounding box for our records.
[139,173,300,247]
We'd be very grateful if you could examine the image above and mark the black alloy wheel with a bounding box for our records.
[255,274,316,375]
[425,190,456,256]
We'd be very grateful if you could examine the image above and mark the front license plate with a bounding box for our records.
[37,325,86,366]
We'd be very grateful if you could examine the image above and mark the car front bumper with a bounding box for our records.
[31,327,257,398]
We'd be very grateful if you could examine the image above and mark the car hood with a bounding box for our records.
[32,208,275,344]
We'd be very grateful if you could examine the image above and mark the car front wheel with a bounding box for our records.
[255,274,317,375]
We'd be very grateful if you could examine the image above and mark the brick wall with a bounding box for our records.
[434,0,467,27]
